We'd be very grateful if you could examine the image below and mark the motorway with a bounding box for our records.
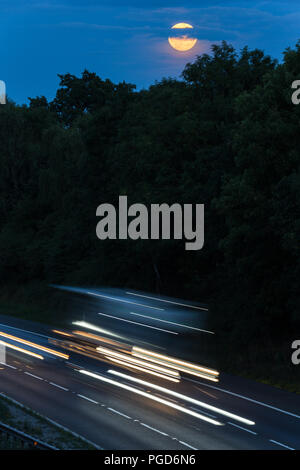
[0,287,299,450]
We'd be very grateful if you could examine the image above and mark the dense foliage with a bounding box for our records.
[0,41,299,379]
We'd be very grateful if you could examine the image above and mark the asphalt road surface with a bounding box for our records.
[0,289,299,450]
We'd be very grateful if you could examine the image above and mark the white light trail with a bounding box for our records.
[72,321,121,338]
[132,347,219,381]
[97,346,179,377]
[105,357,180,383]
[108,370,255,426]
[78,369,223,426]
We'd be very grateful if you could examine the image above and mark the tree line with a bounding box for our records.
[1,41,299,385]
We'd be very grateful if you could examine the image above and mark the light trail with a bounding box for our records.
[72,321,121,338]
[128,311,214,334]
[105,357,180,382]
[72,330,121,347]
[0,340,44,360]
[0,331,68,359]
[97,346,180,378]
[79,369,223,426]
[52,330,73,337]
[132,347,219,382]
[87,291,165,311]
[109,370,255,426]
[96,312,178,335]
[126,291,209,311]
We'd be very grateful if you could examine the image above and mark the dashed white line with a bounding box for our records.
[49,382,69,391]
[24,372,44,380]
[228,422,257,435]
[126,291,209,311]
[178,440,198,450]
[188,379,300,420]
[97,312,178,335]
[77,394,99,404]
[140,422,168,436]
[107,408,132,419]
[129,311,214,334]
[269,440,295,450]
[88,291,164,311]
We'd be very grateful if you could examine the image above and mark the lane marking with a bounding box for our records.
[0,361,203,448]
[179,440,198,450]
[0,362,17,370]
[79,369,223,426]
[109,370,253,425]
[269,440,295,450]
[49,382,69,391]
[126,291,209,311]
[129,311,214,334]
[140,422,168,436]
[187,379,300,420]
[87,291,164,311]
[77,394,99,404]
[97,312,178,335]
[24,372,44,381]
[107,408,132,419]
[228,422,257,435]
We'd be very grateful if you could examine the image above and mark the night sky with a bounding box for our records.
[2,0,300,103]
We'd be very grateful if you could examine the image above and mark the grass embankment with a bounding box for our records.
[0,394,96,450]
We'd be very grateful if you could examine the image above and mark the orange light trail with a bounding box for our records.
[0,331,69,359]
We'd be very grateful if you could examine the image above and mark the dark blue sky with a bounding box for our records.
[2,0,300,103]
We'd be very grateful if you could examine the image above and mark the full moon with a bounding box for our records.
[168,23,197,52]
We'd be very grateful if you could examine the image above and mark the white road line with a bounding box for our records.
[126,291,208,311]
[87,292,164,311]
[77,394,99,404]
[179,440,198,450]
[140,422,168,436]
[24,372,43,381]
[107,408,132,419]
[228,422,257,435]
[0,362,17,369]
[97,312,178,335]
[49,382,69,391]
[269,440,295,450]
[188,379,300,420]
[129,311,214,334]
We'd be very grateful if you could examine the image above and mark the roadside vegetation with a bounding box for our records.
[0,395,96,449]
[0,40,299,393]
